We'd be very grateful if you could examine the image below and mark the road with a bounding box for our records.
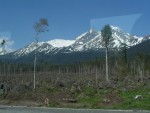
[0,106,149,113]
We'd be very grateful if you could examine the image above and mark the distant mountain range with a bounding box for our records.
[1,26,150,64]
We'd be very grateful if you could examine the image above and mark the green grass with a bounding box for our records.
[48,101,60,107]
[73,86,150,110]
[8,85,149,110]
[47,87,61,93]
[75,87,101,108]
[117,88,150,110]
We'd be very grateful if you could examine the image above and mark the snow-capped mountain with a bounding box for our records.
[7,26,150,57]
[62,26,145,52]
[47,39,75,47]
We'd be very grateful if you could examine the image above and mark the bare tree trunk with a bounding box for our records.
[34,36,38,89]
[66,66,69,73]
[106,48,109,82]
[140,69,143,83]
[96,66,98,87]
[0,65,2,76]
[139,62,144,83]
[34,55,36,89]
[8,64,11,76]
[58,66,61,74]
[4,63,6,76]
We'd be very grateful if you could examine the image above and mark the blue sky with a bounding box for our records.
[90,14,142,33]
[0,0,150,51]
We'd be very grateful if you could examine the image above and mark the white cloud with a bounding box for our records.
[0,36,15,53]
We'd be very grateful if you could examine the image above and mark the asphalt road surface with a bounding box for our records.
[0,106,149,113]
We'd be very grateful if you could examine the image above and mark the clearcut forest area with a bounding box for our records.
[0,53,150,110]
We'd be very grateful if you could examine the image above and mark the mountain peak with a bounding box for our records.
[110,26,122,31]
[89,28,96,33]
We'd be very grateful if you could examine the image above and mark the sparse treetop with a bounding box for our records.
[34,18,49,35]
[101,24,113,48]
[1,39,5,46]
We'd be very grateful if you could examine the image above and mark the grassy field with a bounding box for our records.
[68,87,150,110]
[5,85,148,110]
[0,73,150,110]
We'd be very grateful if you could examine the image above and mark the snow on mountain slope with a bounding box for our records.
[13,42,46,57]
[111,26,143,47]
[0,48,4,55]
[62,26,144,52]
[47,39,75,47]
[9,26,149,57]
[67,29,100,51]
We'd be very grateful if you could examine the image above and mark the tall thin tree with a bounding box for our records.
[1,39,7,95]
[1,39,6,76]
[101,24,113,82]
[33,18,48,89]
